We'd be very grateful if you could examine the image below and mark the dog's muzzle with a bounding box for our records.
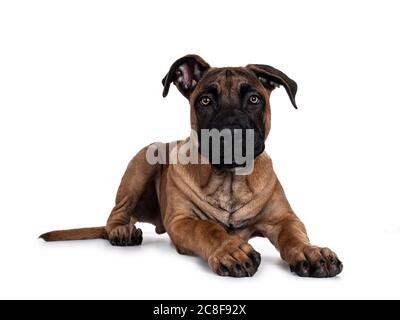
[199,111,265,170]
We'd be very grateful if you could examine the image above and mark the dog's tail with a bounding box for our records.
[39,227,108,241]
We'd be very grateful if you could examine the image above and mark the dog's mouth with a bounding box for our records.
[212,143,265,170]
[198,126,265,170]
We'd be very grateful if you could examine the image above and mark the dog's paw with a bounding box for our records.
[108,225,143,246]
[289,246,343,278]
[208,238,261,277]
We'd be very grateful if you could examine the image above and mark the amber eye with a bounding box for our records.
[200,96,211,106]
[249,95,260,104]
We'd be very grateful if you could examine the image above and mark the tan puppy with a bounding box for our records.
[40,55,342,278]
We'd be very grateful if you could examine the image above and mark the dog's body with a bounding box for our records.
[41,55,342,278]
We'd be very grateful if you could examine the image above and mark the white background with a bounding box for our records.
[1,0,399,300]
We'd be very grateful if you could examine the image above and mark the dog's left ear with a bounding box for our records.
[162,55,210,99]
[247,64,298,109]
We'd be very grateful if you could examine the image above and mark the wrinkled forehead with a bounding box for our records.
[193,67,263,97]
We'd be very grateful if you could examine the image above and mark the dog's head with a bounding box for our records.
[162,55,297,170]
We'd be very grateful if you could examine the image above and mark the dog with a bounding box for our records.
[40,55,343,278]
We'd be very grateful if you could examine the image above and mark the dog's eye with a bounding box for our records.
[248,95,260,104]
[200,97,211,106]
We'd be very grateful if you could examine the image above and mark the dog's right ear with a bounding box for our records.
[162,55,210,99]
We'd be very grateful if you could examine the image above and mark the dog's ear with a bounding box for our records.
[247,64,298,109]
[162,55,210,98]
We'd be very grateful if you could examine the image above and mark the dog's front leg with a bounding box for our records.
[273,215,343,277]
[106,146,160,246]
[261,182,343,277]
[166,215,261,277]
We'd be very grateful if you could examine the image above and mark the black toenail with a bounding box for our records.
[219,264,229,274]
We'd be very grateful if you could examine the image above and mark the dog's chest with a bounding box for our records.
[202,172,253,213]
[170,152,275,229]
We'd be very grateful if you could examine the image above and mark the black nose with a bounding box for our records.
[210,111,252,131]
